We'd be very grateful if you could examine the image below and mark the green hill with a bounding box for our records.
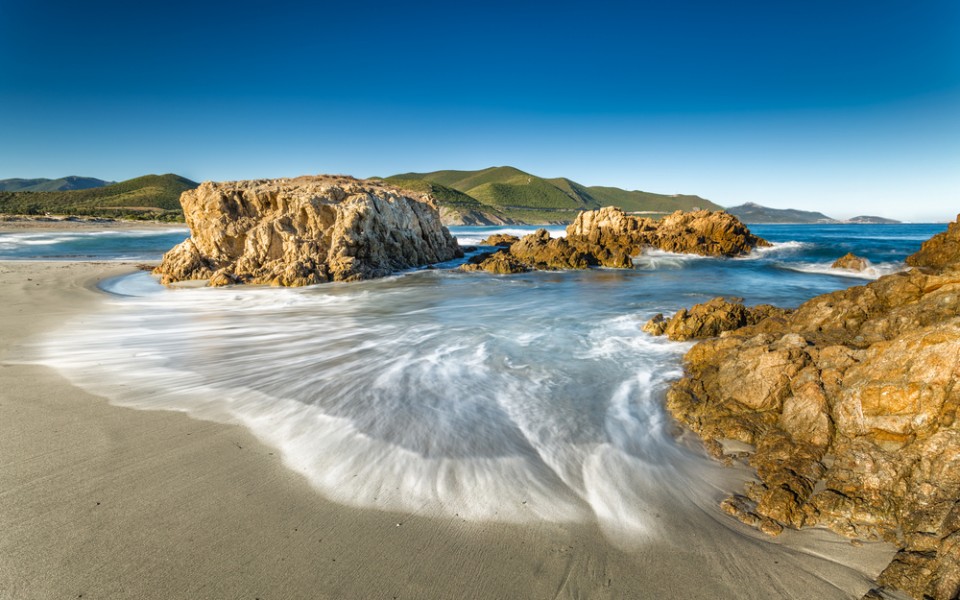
[0,176,114,192]
[385,166,722,224]
[0,174,198,221]
[586,186,720,213]
[378,177,483,208]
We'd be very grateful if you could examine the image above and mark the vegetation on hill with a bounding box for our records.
[725,202,837,224]
[379,177,483,208]
[0,174,197,221]
[385,166,722,224]
[0,176,114,192]
[586,186,720,213]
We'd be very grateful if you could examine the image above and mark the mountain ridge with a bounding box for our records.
[384,166,723,224]
[0,176,115,192]
[0,169,909,225]
[0,174,197,221]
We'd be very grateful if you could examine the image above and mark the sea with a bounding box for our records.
[4,222,948,597]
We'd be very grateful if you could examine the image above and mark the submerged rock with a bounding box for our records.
[659,214,960,599]
[832,252,869,271]
[155,175,462,286]
[467,208,767,273]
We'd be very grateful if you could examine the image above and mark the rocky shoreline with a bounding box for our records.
[462,206,769,274]
[647,215,960,599]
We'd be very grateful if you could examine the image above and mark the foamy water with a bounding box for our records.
[39,271,701,525]
[17,223,951,597]
[28,266,904,597]
[450,225,567,246]
[778,260,905,280]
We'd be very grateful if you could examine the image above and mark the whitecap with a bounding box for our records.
[779,260,905,280]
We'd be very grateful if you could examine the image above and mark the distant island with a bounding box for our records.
[726,202,901,224]
[0,168,903,225]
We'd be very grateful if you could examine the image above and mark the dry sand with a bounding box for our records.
[0,259,897,599]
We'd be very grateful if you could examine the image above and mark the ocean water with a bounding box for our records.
[18,222,948,596]
[0,227,188,261]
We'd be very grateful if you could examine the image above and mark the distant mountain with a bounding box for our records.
[725,202,838,224]
[0,174,198,220]
[846,215,901,224]
[384,166,722,225]
[0,176,114,192]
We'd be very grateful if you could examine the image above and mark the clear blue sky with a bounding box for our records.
[1,0,957,221]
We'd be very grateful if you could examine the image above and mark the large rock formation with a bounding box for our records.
[653,215,960,599]
[463,208,767,274]
[156,176,462,286]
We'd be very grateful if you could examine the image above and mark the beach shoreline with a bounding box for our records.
[0,258,897,599]
[0,218,186,233]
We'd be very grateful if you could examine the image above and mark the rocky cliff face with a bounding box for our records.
[463,208,767,274]
[155,176,461,286]
[652,215,960,599]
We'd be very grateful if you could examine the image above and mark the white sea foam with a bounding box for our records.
[779,260,904,280]
[734,240,811,261]
[631,248,711,270]
[452,226,567,246]
[25,268,897,596]
[31,275,711,527]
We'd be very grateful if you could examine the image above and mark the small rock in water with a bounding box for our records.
[831,252,868,271]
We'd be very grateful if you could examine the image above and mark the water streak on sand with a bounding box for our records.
[41,272,720,529]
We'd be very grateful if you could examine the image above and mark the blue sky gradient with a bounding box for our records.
[1,0,957,220]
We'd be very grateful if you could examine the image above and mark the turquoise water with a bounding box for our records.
[0,227,189,260]
[19,222,948,598]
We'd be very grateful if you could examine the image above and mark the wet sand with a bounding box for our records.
[0,260,896,599]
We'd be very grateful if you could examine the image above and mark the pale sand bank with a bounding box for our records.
[0,261,896,599]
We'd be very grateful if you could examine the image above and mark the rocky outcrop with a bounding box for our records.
[464,208,767,274]
[480,234,520,247]
[655,215,960,599]
[459,250,530,274]
[832,252,869,271]
[642,297,792,341]
[567,207,770,258]
[907,217,960,273]
[155,176,461,286]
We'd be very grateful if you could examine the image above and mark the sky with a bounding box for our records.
[1,0,957,221]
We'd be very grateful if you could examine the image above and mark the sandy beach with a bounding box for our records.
[0,257,898,600]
